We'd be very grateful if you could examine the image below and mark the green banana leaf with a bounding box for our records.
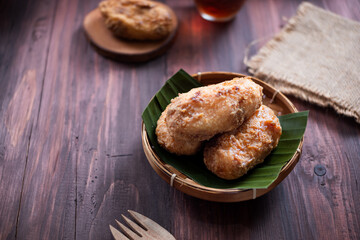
[142,69,308,189]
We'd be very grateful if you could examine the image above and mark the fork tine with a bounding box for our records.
[127,210,148,230]
[121,214,148,237]
[128,210,162,231]
[109,225,128,240]
[116,219,140,240]
[128,210,176,240]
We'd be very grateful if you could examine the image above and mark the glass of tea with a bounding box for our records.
[194,0,247,22]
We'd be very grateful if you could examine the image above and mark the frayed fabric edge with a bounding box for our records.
[254,72,360,123]
[246,2,360,124]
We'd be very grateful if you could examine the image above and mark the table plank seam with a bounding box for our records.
[14,125,33,240]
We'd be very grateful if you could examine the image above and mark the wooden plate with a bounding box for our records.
[141,72,303,202]
[83,4,178,62]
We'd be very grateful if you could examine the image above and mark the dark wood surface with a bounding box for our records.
[0,0,359,239]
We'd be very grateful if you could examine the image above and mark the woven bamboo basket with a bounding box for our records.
[141,72,303,202]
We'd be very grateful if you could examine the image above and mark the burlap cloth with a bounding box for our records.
[246,2,360,123]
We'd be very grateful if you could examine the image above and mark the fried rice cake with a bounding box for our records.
[156,106,202,155]
[99,0,174,40]
[204,105,282,180]
[166,77,263,142]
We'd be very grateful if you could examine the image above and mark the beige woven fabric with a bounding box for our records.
[246,2,360,123]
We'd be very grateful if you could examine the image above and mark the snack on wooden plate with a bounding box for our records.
[99,0,174,40]
[204,105,282,180]
[166,77,263,141]
[156,105,202,155]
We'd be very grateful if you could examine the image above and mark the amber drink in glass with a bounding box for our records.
[194,0,246,22]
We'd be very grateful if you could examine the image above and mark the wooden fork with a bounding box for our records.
[109,210,176,240]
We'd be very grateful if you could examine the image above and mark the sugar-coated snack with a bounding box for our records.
[166,77,263,141]
[99,0,174,40]
[156,106,202,155]
[204,105,282,180]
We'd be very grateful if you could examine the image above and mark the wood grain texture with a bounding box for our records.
[0,0,58,238]
[0,0,359,239]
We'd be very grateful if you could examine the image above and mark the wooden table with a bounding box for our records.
[1,0,359,239]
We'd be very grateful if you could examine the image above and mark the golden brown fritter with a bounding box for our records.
[156,106,202,155]
[99,0,174,40]
[204,105,282,180]
[166,77,263,141]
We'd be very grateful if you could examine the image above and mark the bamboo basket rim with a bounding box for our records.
[141,72,304,202]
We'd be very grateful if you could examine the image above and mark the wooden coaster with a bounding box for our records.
[83,5,178,62]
